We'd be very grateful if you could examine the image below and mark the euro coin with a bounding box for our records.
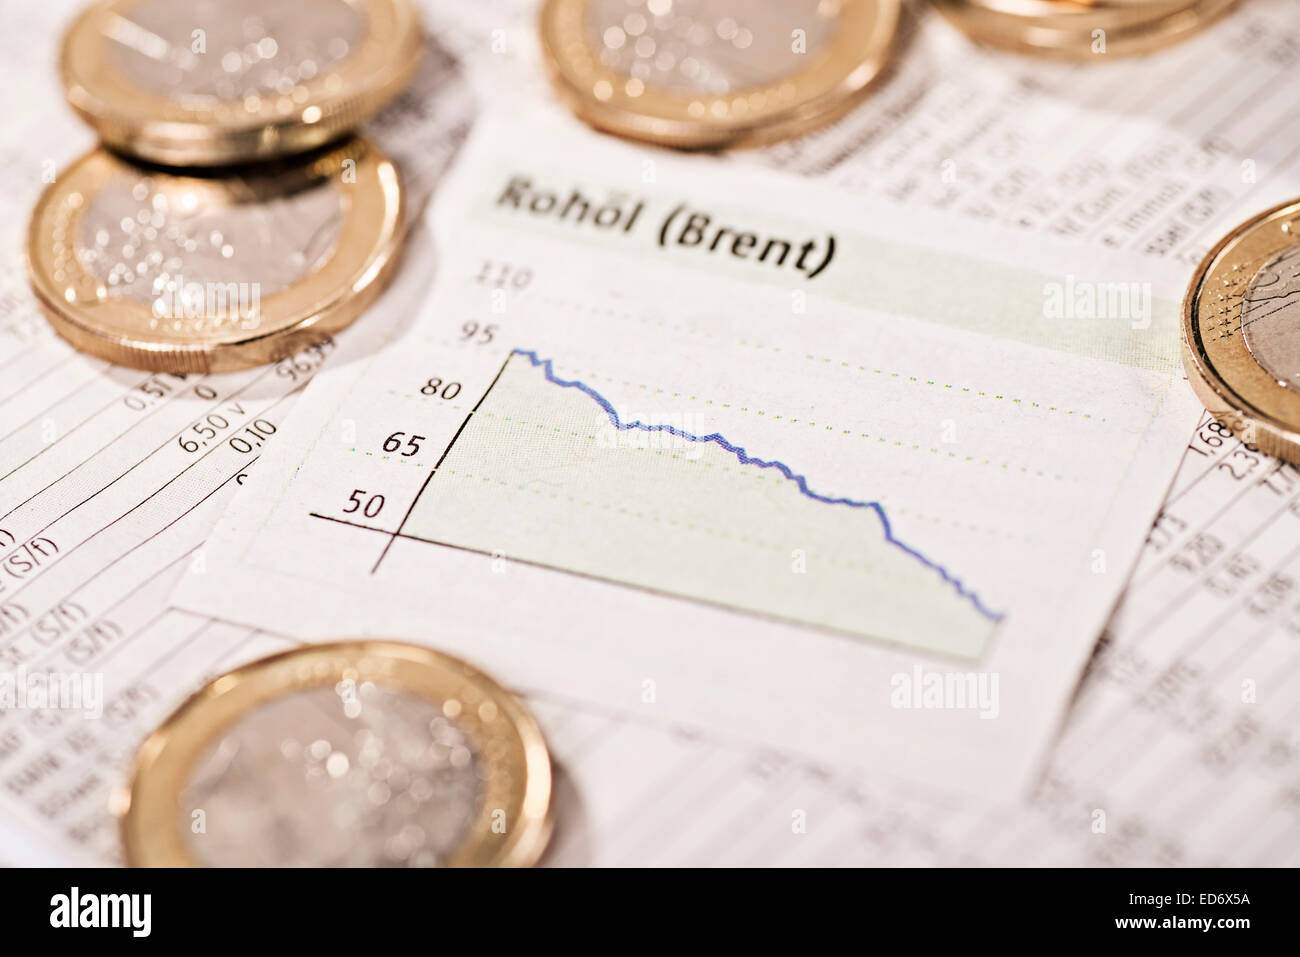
[933,0,1241,58]
[118,640,553,867]
[956,0,1191,18]
[26,137,403,373]
[61,0,424,166]
[539,0,900,149]
[960,0,1190,13]
[1183,198,1300,465]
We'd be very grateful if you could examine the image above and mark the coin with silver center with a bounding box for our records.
[1183,198,1300,466]
[61,0,424,165]
[118,641,553,867]
[26,137,404,373]
[539,0,900,149]
[1240,242,1300,393]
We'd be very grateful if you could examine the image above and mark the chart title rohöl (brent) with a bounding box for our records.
[495,176,837,280]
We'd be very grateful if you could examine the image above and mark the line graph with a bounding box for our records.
[354,347,1004,658]
[512,349,1004,623]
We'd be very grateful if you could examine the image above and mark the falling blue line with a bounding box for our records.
[511,348,1006,623]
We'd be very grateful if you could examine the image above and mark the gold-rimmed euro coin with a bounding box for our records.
[118,640,553,867]
[933,0,1241,58]
[955,0,1192,18]
[539,0,900,149]
[1183,198,1300,465]
[26,137,404,373]
[62,0,424,166]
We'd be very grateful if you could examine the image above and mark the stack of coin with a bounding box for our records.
[933,0,1242,58]
[118,641,554,867]
[27,0,423,372]
[539,0,901,149]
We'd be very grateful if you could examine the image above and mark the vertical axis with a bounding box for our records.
[370,351,515,574]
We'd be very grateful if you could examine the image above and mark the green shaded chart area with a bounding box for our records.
[402,351,1001,658]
